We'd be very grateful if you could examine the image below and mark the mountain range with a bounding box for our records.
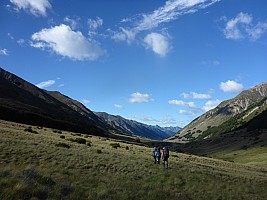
[0,67,179,140]
[95,112,180,140]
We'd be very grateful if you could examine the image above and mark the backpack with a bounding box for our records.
[154,147,160,157]
[163,147,169,157]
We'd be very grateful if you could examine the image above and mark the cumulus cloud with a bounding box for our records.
[220,80,244,94]
[0,49,9,56]
[144,32,170,57]
[223,12,267,41]
[10,0,51,17]
[36,80,55,89]
[202,99,221,112]
[128,92,154,103]
[168,100,196,108]
[31,24,104,61]
[223,12,252,40]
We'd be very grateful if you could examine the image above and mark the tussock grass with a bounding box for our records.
[0,120,267,199]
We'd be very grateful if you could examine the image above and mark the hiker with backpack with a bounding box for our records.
[152,147,161,164]
[162,146,169,169]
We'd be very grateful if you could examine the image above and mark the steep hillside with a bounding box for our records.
[170,82,267,142]
[179,108,267,165]
[95,112,178,140]
[0,68,108,136]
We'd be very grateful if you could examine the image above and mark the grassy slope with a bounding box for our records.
[1,120,267,200]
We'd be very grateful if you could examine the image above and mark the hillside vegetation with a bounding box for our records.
[1,120,267,200]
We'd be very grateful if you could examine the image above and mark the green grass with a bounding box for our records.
[1,120,267,199]
[211,146,267,167]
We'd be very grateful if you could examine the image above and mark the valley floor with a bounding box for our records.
[0,120,267,200]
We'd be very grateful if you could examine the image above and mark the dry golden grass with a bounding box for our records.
[1,119,267,199]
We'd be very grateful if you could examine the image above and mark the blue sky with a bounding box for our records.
[1,0,267,127]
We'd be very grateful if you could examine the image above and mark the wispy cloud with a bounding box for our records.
[0,49,9,56]
[82,99,90,104]
[128,92,154,103]
[64,16,80,30]
[223,12,267,41]
[114,104,123,109]
[9,0,51,17]
[112,0,220,56]
[31,24,105,61]
[220,80,244,94]
[181,92,212,99]
[36,80,55,89]
[132,115,182,126]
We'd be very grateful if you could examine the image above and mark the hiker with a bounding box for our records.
[152,147,161,164]
[162,146,169,169]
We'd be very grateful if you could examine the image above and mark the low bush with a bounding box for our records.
[24,127,38,134]
[60,135,65,139]
[55,143,70,148]
[67,138,86,144]
[110,143,121,149]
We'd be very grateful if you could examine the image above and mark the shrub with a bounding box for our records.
[96,149,102,154]
[55,143,70,148]
[60,135,65,139]
[24,127,38,134]
[75,138,86,144]
[125,146,129,150]
[67,138,86,144]
[53,130,62,134]
[110,143,121,149]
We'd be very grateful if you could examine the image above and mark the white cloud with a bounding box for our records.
[82,99,90,104]
[111,28,136,44]
[179,109,198,117]
[246,21,267,41]
[111,0,220,55]
[181,92,190,99]
[10,0,51,17]
[134,0,221,32]
[168,100,196,108]
[223,12,267,41]
[58,84,64,88]
[128,92,154,103]
[223,12,252,40]
[31,24,104,61]
[0,49,9,56]
[182,92,211,99]
[64,16,80,30]
[132,115,181,126]
[202,99,221,112]
[144,32,170,57]
[88,17,103,30]
[191,92,211,99]
[36,80,55,89]
[17,38,25,46]
[220,80,244,94]
[114,104,123,109]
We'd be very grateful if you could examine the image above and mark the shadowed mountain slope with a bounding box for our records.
[0,68,108,136]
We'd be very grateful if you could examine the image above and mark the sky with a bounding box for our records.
[1,0,267,128]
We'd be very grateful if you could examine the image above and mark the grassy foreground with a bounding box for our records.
[1,120,267,200]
